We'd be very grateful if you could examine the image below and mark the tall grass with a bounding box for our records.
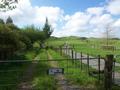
[32,49,57,90]
[48,37,120,62]
[48,49,99,88]
[0,48,40,90]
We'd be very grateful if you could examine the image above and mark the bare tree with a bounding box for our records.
[103,23,115,47]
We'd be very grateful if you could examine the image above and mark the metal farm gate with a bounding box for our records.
[0,58,104,90]
[0,47,119,90]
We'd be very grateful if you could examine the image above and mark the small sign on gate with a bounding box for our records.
[47,68,64,75]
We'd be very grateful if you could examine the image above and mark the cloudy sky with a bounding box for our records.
[0,0,120,37]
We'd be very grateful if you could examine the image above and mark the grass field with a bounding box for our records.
[0,49,57,90]
[0,49,39,90]
[31,49,57,90]
[47,37,120,89]
[48,49,101,89]
[48,48,120,90]
[47,37,120,62]
[1,36,120,90]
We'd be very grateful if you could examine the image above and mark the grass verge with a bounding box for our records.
[0,48,40,90]
[32,49,57,90]
[48,49,100,89]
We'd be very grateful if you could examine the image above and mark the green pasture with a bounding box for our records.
[32,49,56,90]
[48,48,120,90]
[0,49,57,90]
[0,49,40,90]
[47,37,120,62]
[48,49,100,89]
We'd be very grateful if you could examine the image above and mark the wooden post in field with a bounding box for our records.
[75,52,77,67]
[69,48,71,56]
[98,55,100,82]
[87,54,89,75]
[71,50,74,64]
[59,46,62,56]
[81,52,83,70]
[104,55,113,90]
[112,59,115,83]
[65,45,67,55]
[59,46,60,54]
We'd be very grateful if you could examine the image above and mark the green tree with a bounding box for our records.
[6,16,13,24]
[43,18,53,39]
[0,0,18,12]
[0,18,4,24]
[0,24,22,59]
[0,24,20,49]
[22,25,46,48]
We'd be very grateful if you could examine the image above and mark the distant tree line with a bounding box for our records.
[0,17,53,60]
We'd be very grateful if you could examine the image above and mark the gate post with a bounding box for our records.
[98,55,101,82]
[87,54,89,75]
[80,52,83,70]
[71,50,74,64]
[112,59,115,84]
[59,46,62,56]
[104,55,113,90]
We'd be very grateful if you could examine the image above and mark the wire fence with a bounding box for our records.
[53,45,120,88]
[0,45,120,89]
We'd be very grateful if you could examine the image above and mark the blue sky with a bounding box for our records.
[0,0,120,37]
[31,0,105,14]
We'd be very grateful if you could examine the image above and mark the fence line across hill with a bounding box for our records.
[0,45,120,89]
[0,52,104,89]
[53,47,104,80]
[53,44,120,88]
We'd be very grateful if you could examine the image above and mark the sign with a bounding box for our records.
[47,68,64,75]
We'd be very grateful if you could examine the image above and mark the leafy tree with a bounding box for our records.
[43,18,53,39]
[22,25,46,47]
[0,0,18,12]
[0,17,53,59]
[0,18,4,24]
[0,24,21,52]
[80,37,88,40]
[0,24,20,48]
[6,16,13,24]
[19,31,33,49]
[0,23,24,59]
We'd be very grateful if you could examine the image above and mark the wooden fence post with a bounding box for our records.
[104,55,113,90]
[75,52,77,67]
[61,47,62,56]
[112,59,115,84]
[65,45,67,55]
[71,50,74,64]
[81,52,82,70]
[87,54,89,75]
[98,55,100,82]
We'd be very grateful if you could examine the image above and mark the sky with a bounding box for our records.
[0,0,120,38]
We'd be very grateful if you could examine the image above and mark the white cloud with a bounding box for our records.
[86,7,104,16]
[107,0,120,15]
[0,0,120,38]
[56,12,91,37]
[112,19,120,38]
[90,14,113,28]
[113,19,120,27]
[0,0,36,25]
[33,6,64,28]
[0,0,64,28]
[64,12,90,29]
